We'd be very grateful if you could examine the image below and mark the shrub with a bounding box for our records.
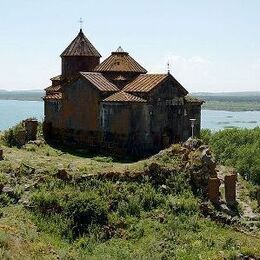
[31,191,62,215]
[31,188,109,239]
[117,197,141,218]
[127,196,141,217]
[200,129,212,144]
[117,201,129,217]
[167,194,198,215]
[0,194,11,207]
[0,172,7,187]
[64,193,108,238]
[2,122,25,147]
[207,127,260,185]
[139,185,165,211]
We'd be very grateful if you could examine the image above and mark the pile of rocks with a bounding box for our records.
[185,143,218,196]
[154,138,237,206]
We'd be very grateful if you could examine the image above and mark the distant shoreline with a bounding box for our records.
[0,99,259,112]
[1,90,260,112]
[0,98,43,102]
[201,102,260,112]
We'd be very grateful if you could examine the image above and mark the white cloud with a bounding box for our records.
[147,54,260,92]
[148,54,215,92]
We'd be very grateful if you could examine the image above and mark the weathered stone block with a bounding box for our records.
[24,119,38,141]
[16,130,27,146]
[56,169,72,181]
[0,148,3,160]
[208,177,221,203]
[224,174,237,206]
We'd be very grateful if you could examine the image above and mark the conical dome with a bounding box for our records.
[61,30,101,78]
[94,47,146,74]
[61,29,101,57]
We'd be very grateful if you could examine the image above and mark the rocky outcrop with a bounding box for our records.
[186,144,218,196]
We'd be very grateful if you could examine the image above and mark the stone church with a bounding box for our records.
[43,29,203,156]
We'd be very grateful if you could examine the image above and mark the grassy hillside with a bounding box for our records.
[0,126,259,259]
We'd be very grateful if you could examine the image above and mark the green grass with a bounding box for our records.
[0,130,259,258]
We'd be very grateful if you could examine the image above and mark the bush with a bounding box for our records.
[2,122,25,147]
[31,189,108,239]
[167,194,198,215]
[139,185,165,211]
[200,129,212,144]
[0,172,7,187]
[65,193,108,238]
[206,127,260,185]
[31,191,62,215]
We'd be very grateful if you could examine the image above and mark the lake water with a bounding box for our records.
[0,100,44,131]
[0,100,259,131]
[201,110,260,131]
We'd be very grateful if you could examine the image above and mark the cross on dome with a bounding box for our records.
[116,46,125,52]
[79,17,84,30]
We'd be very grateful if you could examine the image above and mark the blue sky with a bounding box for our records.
[0,0,259,92]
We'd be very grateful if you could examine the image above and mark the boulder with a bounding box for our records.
[56,169,72,181]
[200,147,217,176]
[27,139,46,146]
[187,145,218,195]
[183,138,202,149]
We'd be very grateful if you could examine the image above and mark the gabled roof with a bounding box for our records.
[61,29,101,57]
[43,93,63,100]
[94,47,147,74]
[103,91,147,103]
[80,72,119,92]
[122,74,168,92]
[45,85,62,92]
[122,73,188,94]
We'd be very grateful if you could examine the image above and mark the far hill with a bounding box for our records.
[0,90,44,101]
[192,91,260,111]
[0,90,260,111]
[192,91,260,97]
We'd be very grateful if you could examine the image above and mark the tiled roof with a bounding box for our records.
[123,73,188,94]
[45,85,62,92]
[184,95,204,104]
[61,29,101,57]
[80,72,119,92]
[123,74,168,92]
[44,93,63,100]
[103,91,147,103]
[94,48,147,73]
[50,75,61,81]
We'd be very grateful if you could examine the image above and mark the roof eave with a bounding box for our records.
[60,53,102,58]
